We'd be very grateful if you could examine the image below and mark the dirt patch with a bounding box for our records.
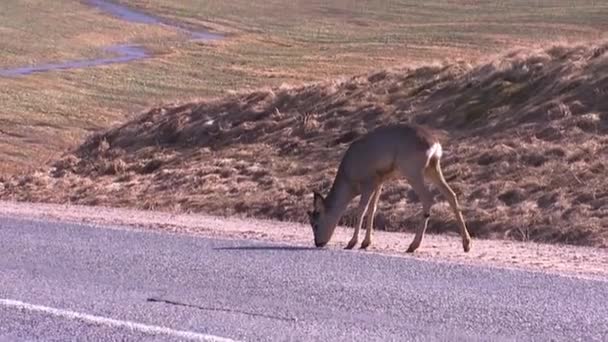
[2,42,608,248]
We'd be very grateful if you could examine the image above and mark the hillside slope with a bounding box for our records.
[2,42,607,247]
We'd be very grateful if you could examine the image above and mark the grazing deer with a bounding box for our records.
[307,123,471,253]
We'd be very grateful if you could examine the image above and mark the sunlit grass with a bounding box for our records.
[1,0,607,173]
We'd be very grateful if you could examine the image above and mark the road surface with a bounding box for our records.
[0,216,606,341]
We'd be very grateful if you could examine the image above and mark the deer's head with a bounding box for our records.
[307,191,338,247]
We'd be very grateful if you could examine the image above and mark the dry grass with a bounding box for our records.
[2,0,608,174]
[2,42,608,248]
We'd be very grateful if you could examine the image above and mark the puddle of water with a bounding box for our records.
[190,30,224,41]
[87,0,223,41]
[0,45,147,77]
[87,0,161,25]
[0,0,223,77]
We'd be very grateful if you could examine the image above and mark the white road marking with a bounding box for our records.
[0,298,237,342]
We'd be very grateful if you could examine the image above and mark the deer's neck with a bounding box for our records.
[324,174,354,226]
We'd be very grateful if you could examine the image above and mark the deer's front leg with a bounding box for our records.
[345,186,375,250]
[361,185,382,249]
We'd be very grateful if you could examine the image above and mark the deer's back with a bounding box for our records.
[338,124,438,184]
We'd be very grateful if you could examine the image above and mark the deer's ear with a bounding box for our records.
[313,192,325,212]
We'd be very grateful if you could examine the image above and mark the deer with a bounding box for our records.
[307,123,472,253]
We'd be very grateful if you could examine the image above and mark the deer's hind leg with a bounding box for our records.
[361,184,383,250]
[405,171,435,253]
[425,156,472,252]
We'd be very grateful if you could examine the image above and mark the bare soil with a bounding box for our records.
[1,42,608,248]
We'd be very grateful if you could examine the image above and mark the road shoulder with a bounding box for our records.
[1,200,606,281]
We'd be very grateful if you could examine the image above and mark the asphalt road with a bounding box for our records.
[0,217,606,341]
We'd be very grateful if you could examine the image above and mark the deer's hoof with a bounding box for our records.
[360,240,371,250]
[345,240,357,250]
[463,239,472,253]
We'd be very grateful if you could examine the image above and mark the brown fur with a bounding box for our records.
[308,123,472,252]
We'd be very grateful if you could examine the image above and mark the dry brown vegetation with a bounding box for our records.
[2,0,608,175]
[2,42,608,248]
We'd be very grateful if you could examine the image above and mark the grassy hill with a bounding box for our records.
[2,42,607,248]
[1,0,608,174]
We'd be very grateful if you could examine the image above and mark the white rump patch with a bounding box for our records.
[426,142,443,159]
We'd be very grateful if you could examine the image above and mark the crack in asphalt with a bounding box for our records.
[146,297,298,323]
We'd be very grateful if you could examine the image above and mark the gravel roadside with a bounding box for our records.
[1,200,606,281]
